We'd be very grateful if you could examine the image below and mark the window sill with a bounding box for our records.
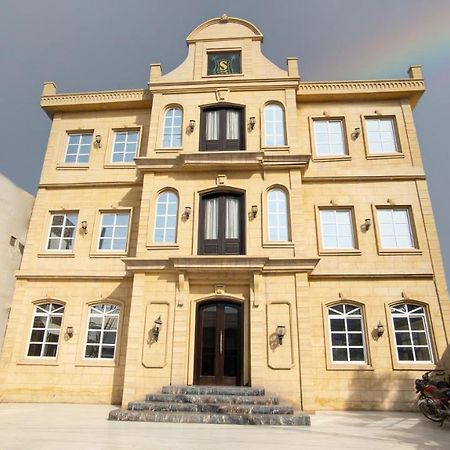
[261,145,290,151]
[103,163,136,169]
[37,252,75,258]
[203,73,244,79]
[262,242,295,249]
[90,252,128,258]
[366,152,404,160]
[17,359,59,366]
[155,147,182,153]
[326,363,374,371]
[75,360,117,368]
[392,362,435,371]
[146,244,179,250]
[378,249,422,256]
[313,155,352,162]
[56,164,89,170]
[319,249,362,256]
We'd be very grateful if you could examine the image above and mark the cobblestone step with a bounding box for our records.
[161,385,265,396]
[109,409,310,426]
[145,393,279,405]
[129,401,293,415]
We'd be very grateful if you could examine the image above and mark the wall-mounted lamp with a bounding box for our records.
[362,218,372,231]
[248,116,256,130]
[376,321,385,337]
[189,120,196,132]
[251,205,258,219]
[184,206,192,219]
[81,220,88,235]
[353,127,361,139]
[66,326,74,338]
[276,325,286,345]
[152,316,163,342]
[95,134,102,148]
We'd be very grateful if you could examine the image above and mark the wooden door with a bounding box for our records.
[194,301,243,386]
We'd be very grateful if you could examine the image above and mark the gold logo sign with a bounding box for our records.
[216,59,231,74]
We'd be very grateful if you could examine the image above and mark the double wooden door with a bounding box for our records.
[194,301,243,386]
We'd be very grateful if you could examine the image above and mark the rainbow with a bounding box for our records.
[325,6,450,84]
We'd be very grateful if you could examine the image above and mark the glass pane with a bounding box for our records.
[225,198,239,239]
[347,319,362,332]
[87,331,101,344]
[398,347,414,361]
[103,331,117,345]
[393,317,409,331]
[30,330,45,342]
[27,343,42,357]
[204,198,218,240]
[104,317,118,330]
[43,344,58,357]
[101,347,115,359]
[89,317,103,329]
[48,316,62,329]
[412,332,428,346]
[349,348,365,362]
[332,348,348,361]
[85,345,99,358]
[330,318,345,332]
[348,333,363,346]
[201,305,216,377]
[331,333,347,346]
[33,316,47,328]
[224,305,239,377]
[395,332,411,346]
[410,317,425,330]
[46,329,60,343]
[415,347,431,361]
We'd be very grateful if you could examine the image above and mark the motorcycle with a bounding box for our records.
[415,370,450,425]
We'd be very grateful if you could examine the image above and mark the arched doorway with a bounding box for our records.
[194,300,243,386]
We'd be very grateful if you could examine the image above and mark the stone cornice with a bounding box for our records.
[123,256,320,273]
[16,272,131,280]
[135,152,310,172]
[310,272,434,280]
[297,79,425,106]
[41,89,152,116]
[302,173,426,183]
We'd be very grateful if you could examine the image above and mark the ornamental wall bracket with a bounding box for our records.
[219,14,229,23]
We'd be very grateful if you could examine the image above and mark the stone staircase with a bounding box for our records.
[109,385,310,426]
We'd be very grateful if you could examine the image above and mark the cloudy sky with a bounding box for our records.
[1,0,449,282]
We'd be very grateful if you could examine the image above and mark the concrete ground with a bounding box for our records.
[0,404,448,449]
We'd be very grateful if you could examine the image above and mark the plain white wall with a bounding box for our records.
[0,173,34,350]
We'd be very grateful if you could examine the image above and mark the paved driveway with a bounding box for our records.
[0,403,448,449]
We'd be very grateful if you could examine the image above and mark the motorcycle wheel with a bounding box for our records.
[418,397,443,423]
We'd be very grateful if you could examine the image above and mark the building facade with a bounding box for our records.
[0,174,34,351]
[0,16,449,411]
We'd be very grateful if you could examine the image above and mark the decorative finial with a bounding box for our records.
[220,14,229,23]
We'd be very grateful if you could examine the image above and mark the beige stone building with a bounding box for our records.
[0,174,34,351]
[0,16,449,412]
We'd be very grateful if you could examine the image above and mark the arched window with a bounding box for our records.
[27,302,65,358]
[162,107,183,148]
[84,303,120,359]
[390,303,433,363]
[328,303,367,363]
[154,191,178,243]
[267,188,289,241]
[264,104,286,147]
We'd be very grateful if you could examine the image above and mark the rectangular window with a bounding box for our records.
[111,131,139,163]
[47,213,78,251]
[64,133,92,164]
[320,209,355,249]
[207,51,241,75]
[98,212,130,252]
[377,208,415,249]
[365,118,399,154]
[27,303,64,358]
[313,119,346,156]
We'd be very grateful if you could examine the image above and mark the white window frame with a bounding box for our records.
[319,208,356,250]
[267,188,289,241]
[64,133,92,164]
[26,303,64,358]
[111,130,139,163]
[390,303,434,364]
[162,107,183,148]
[97,212,130,252]
[376,208,416,250]
[84,303,120,360]
[365,117,399,154]
[313,119,346,156]
[153,191,178,244]
[46,212,78,251]
[264,103,287,147]
[328,303,368,364]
